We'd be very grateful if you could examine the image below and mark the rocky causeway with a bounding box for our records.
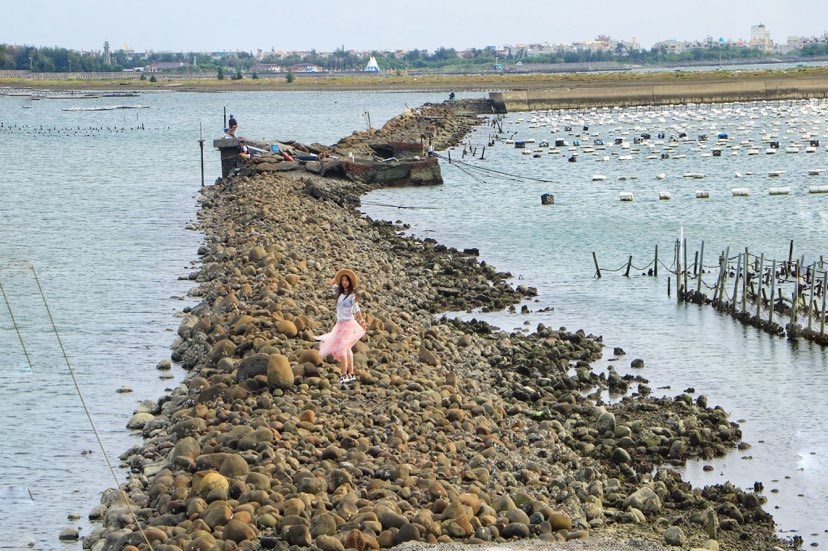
[81,101,791,551]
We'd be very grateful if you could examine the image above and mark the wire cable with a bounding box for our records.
[29,266,154,550]
[0,280,34,372]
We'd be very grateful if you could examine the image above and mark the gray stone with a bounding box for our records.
[624,486,662,514]
[316,535,345,551]
[126,413,154,430]
[611,447,631,464]
[282,524,311,546]
[663,526,686,546]
[296,476,327,495]
[58,527,79,540]
[501,522,531,539]
[310,513,338,538]
[596,409,616,434]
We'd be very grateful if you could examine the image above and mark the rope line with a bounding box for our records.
[0,280,35,372]
[29,267,154,550]
[436,153,558,184]
[361,200,440,210]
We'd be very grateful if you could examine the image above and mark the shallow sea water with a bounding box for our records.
[362,100,828,547]
[0,89,449,549]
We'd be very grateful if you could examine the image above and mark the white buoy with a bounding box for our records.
[768,171,785,177]
[769,187,790,195]
[619,192,634,201]
[808,169,824,176]
[695,190,710,199]
[734,172,743,178]
[656,172,666,180]
[809,185,828,194]
[731,188,751,196]
[659,191,672,200]
[592,174,607,181]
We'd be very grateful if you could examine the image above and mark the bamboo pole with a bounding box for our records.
[654,245,658,277]
[625,256,633,277]
[693,250,699,276]
[769,259,776,322]
[721,246,730,306]
[697,241,705,295]
[712,251,724,304]
[756,253,764,319]
[808,262,816,332]
[683,238,688,299]
[675,240,681,302]
[791,262,800,336]
[821,271,827,336]
[787,240,794,277]
[731,253,742,314]
[592,252,602,278]
[742,249,749,314]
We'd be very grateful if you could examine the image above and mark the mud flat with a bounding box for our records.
[82,101,789,551]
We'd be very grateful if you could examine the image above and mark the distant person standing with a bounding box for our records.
[227,113,238,136]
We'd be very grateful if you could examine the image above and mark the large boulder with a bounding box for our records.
[236,353,270,381]
[624,486,662,515]
[267,354,294,389]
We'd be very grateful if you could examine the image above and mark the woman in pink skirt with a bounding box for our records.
[316,268,367,382]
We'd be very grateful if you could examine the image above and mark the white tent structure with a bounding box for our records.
[365,56,380,72]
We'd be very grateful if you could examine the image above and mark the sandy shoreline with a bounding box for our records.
[79,102,791,551]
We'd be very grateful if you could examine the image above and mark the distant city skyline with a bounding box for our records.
[5,0,826,53]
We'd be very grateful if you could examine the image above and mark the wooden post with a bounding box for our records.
[791,262,800,334]
[668,276,671,297]
[808,262,817,331]
[593,252,602,278]
[731,253,742,313]
[693,250,699,276]
[625,256,633,277]
[480,146,486,160]
[756,253,764,319]
[742,249,749,314]
[769,259,776,322]
[654,245,658,277]
[198,122,205,187]
[821,271,827,336]
[675,240,680,280]
[720,247,730,305]
[697,241,705,295]
[712,251,724,304]
[787,240,794,277]
[683,238,688,299]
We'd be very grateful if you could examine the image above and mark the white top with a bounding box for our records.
[332,285,361,321]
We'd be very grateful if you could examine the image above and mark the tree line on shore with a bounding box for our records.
[2,42,828,74]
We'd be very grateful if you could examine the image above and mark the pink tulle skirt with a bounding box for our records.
[316,319,366,360]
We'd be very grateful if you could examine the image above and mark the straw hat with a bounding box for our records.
[331,268,358,289]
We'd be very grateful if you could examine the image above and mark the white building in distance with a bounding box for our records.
[365,56,380,72]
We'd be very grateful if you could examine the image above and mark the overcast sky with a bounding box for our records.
[6,0,826,53]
